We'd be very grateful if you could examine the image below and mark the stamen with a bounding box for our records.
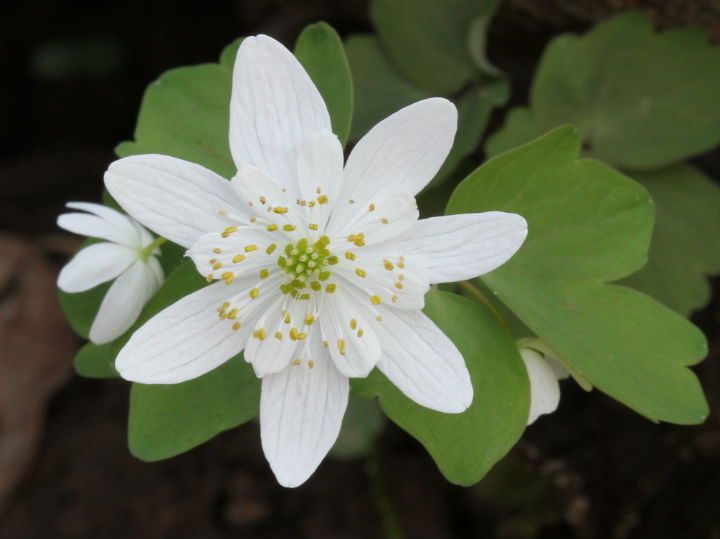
[309,223,318,231]
[370,295,382,305]
[212,262,223,270]
[259,269,269,279]
[266,244,277,254]
[392,294,398,303]
[357,329,364,337]
[267,224,278,231]
[213,248,222,254]
[345,251,356,260]
[381,218,388,224]
[283,224,295,231]
[376,316,383,321]
[368,204,375,211]
[326,284,336,293]
[275,332,283,340]
[323,340,328,348]
[304,315,315,325]
[206,274,213,282]
[293,358,301,366]
[227,308,238,319]
[221,226,238,238]
[355,268,367,278]
[245,245,258,252]
[308,360,315,368]
[317,195,329,204]
[250,287,259,299]
[398,274,405,281]
[232,322,242,331]
[350,319,357,330]
[337,339,346,355]
[394,282,403,289]
[233,254,245,263]
[383,259,394,271]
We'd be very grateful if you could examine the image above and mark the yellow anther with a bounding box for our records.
[227,308,239,319]
[323,340,328,348]
[317,195,329,204]
[347,233,365,247]
[392,294,398,303]
[290,327,300,341]
[250,217,257,223]
[345,251,356,261]
[232,254,245,263]
[349,199,355,204]
[219,311,227,319]
[259,196,266,204]
[275,331,283,340]
[383,259,394,271]
[308,360,315,369]
[397,261,405,269]
[376,316,383,321]
[355,268,367,278]
[213,247,222,254]
[309,223,318,231]
[357,329,364,337]
[381,218,388,224]
[248,201,254,206]
[222,226,238,236]
[283,224,295,231]
[308,200,316,207]
[284,314,291,324]
[267,223,278,231]
[395,282,403,289]
[218,209,228,216]
[398,274,405,281]
[338,339,346,355]
[273,206,288,214]
[206,274,214,283]
[259,269,269,279]
[293,358,301,366]
[220,302,230,310]
[370,295,382,305]
[221,271,233,280]
[224,274,234,285]
[250,287,259,299]
[232,322,242,331]
[257,328,267,340]
[298,332,308,340]
[310,281,322,291]
[266,243,277,254]
[350,319,357,330]
[212,262,223,270]
[316,187,322,194]
[326,284,336,293]
[304,315,315,326]
[300,293,311,300]
[368,203,375,211]
[245,245,258,252]
[210,258,218,264]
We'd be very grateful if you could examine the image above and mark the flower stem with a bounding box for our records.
[140,236,167,260]
[366,445,403,538]
[457,280,511,333]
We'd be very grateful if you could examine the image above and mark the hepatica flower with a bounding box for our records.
[57,202,164,344]
[105,35,528,486]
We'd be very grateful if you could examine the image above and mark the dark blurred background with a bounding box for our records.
[0,1,718,537]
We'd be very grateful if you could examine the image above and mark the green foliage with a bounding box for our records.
[449,127,708,424]
[294,22,354,147]
[330,394,386,459]
[73,342,118,378]
[621,165,720,316]
[354,291,530,485]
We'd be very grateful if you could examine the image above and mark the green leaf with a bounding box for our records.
[448,126,709,424]
[294,22,353,147]
[219,37,243,68]
[621,164,720,316]
[114,62,235,178]
[329,394,386,459]
[370,0,499,94]
[344,34,430,141]
[484,107,544,159]
[530,11,720,169]
[73,341,118,378]
[128,355,260,461]
[121,260,260,460]
[354,291,530,485]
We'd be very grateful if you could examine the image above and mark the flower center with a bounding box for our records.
[277,235,338,298]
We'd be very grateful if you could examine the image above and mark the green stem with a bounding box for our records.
[139,236,167,260]
[366,445,403,538]
[457,280,512,333]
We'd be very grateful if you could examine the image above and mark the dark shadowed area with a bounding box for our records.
[0,1,718,537]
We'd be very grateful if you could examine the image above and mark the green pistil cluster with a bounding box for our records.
[278,235,338,297]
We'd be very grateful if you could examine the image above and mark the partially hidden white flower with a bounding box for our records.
[104,35,528,487]
[57,202,164,344]
[519,346,571,425]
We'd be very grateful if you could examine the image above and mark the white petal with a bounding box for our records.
[375,307,472,413]
[89,260,160,344]
[231,166,307,233]
[63,202,144,247]
[296,132,344,231]
[385,212,528,284]
[115,281,253,384]
[58,212,136,247]
[57,242,137,293]
[340,98,457,203]
[229,35,331,191]
[520,348,561,425]
[105,154,247,249]
[260,333,348,487]
[320,287,382,378]
[326,184,418,245]
[147,255,165,289]
[244,295,303,377]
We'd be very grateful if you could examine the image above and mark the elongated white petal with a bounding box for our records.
[229,35,331,191]
[65,202,144,247]
[375,307,472,413]
[89,260,159,344]
[386,212,528,284]
[520,348,561,425]
[115,281,253,384]
[341,98,456,204]
[296,132,344,231]
[260,333,348,487]
[320,287,381,378]
[105,154,245,248]
[57,242,137,293]
[58,212,136,247]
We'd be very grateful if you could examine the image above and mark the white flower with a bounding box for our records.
[104,35,528,487]
[57,202,164,344]
[519,345,571,425]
